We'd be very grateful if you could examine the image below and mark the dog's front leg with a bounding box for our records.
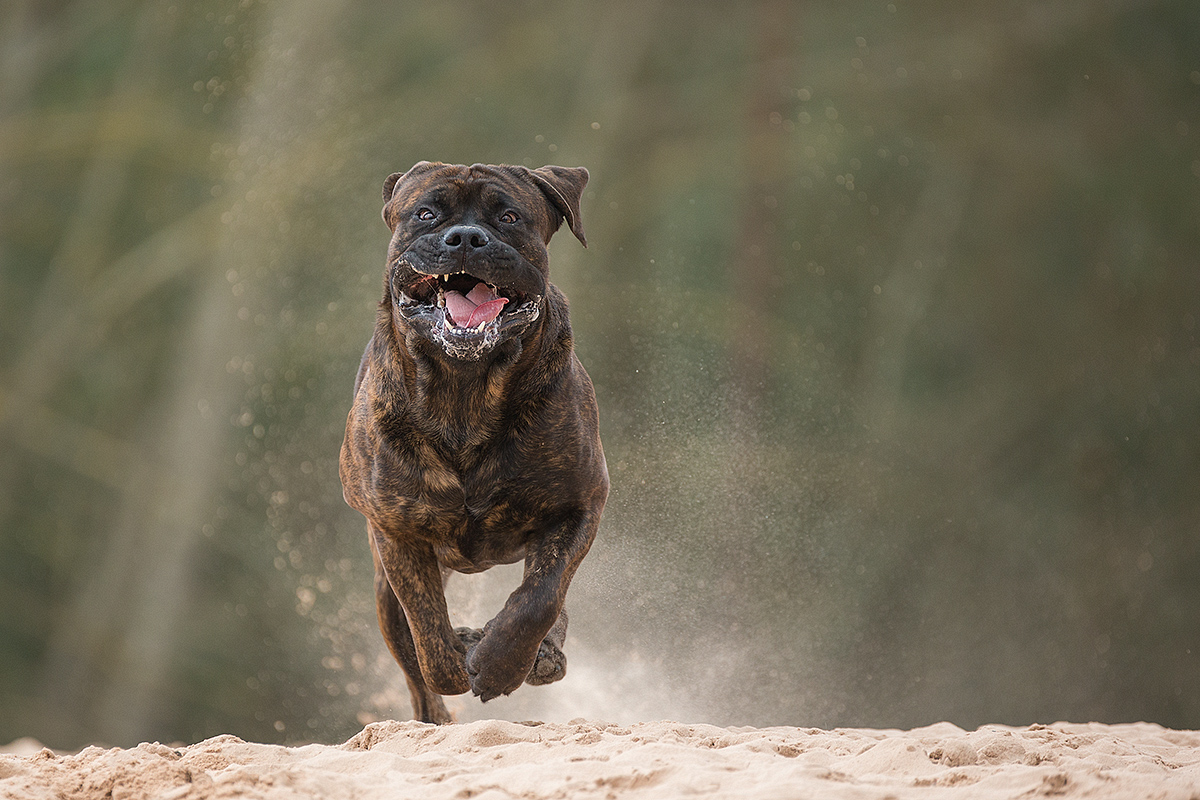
[465,508,600,701]
[372,528,470,697]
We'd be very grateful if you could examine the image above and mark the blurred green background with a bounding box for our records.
[2,0,1198,750]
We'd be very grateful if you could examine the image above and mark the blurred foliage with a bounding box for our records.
[1,0,1198,749]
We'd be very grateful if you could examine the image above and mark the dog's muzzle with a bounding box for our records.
[393,264,542,361]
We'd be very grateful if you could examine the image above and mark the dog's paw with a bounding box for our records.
[464,630,534,703]
[455,626,484,651]
[524,637,566,686]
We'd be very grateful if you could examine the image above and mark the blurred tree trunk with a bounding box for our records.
[857,153,972,438]
[38,271,237,744]
[20,1,233,746]
[0,6,137,534]
[35,0,356,745]
[731,0,792,423]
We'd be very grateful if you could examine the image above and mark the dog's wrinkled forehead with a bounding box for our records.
[420,167,532,215]
[385,164,534,226]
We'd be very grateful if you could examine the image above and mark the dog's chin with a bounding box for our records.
[395,272,542,362]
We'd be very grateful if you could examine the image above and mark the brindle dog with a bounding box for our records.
[340,162,608,723]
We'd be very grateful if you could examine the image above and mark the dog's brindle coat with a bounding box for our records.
[340,162,608,723]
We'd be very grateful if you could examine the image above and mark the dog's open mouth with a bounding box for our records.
[396,269,542,358]
[443,280,509,329]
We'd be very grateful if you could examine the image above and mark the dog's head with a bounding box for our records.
[381,162,587,361]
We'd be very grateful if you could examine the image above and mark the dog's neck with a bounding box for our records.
[372,296,572,459]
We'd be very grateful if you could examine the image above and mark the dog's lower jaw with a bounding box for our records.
[392,299,540,362]
[428,319,507,361]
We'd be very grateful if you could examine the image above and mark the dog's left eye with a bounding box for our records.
[499,210,520,224]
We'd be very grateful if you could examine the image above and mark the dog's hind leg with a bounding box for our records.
[370,532,451,724]
[525,608,568,686]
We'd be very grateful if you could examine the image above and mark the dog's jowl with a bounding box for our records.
[340,162,608,723]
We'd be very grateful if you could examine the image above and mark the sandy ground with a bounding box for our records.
[2,718,1198,799]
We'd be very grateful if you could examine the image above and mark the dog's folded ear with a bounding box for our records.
[528,165,589,247]
[382,161,442,228]
[382,171,405,203]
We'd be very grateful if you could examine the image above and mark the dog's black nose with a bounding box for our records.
[441,225,490,251]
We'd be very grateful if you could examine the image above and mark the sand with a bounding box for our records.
[2,718,1198,799]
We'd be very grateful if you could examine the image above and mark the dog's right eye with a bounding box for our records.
[416,208,436,221]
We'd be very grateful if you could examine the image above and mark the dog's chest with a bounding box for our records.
[392,455,545,570]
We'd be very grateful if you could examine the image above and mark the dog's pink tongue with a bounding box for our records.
[466,297,508,328]
[444,282,508,328]
[444,292,475,326]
